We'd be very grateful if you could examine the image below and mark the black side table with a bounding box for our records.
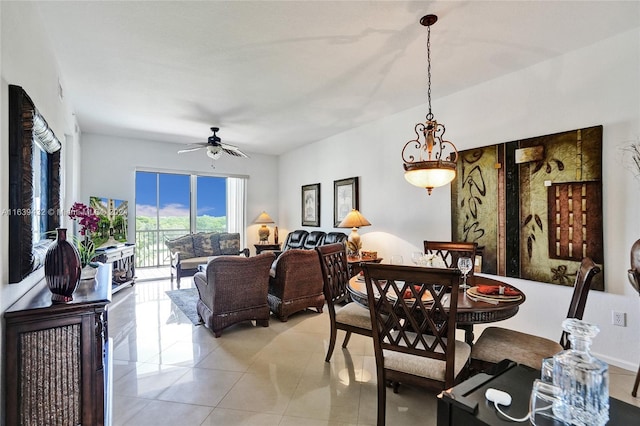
[254,243,281,255]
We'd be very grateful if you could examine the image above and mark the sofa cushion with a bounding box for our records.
[283,230,308,250]
[193,232,222,257]
[219,233,241,255]
[180,256,214,270]
[303,231,326,249]
[165,234,195,259]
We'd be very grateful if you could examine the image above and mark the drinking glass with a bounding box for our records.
[390,255,404,265]
[411,251,423,266]
[457,256,473,289]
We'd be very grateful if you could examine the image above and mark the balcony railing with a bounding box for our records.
[135,229,188,268]
[135,228,224,268]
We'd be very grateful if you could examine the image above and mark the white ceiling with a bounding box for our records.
[34,1,640,156]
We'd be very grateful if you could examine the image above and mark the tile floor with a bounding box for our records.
[109,277,639,426]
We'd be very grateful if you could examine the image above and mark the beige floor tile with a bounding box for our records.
[217,371,300,415]
[201,408,283,425]
[144,338,221,367]
[121,400,213,426]
[279,416,360,426]
[111,394,152,426]
[157,367,243,406]
[108,277,639,426]
[114,362,190,399]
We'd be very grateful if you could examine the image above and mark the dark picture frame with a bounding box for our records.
[8,85,62,283]
[302,183,320,226]
[334,177,359,227]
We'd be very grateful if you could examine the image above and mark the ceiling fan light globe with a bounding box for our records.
[207,146,223,159]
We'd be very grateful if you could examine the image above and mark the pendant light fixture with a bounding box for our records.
[402,14,458,195]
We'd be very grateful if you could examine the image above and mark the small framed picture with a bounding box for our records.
[334,177,359,227]
[302,183,320,227]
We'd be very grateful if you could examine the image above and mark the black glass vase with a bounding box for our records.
[45,228,81,302]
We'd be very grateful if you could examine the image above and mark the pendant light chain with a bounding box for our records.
[426,24,433,121]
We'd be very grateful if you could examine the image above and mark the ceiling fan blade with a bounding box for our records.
[220,143,249,158]
[177,144,208,153]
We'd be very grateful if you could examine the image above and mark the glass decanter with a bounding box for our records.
[552,318,609,426]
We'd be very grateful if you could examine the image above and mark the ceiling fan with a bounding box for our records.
[178,127,249,160]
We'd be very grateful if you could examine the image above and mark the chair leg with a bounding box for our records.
[257,319,269,328]
[342,331,352,348]
[377,374,387,426]
[325,325,338,362]
[633,363,640,397]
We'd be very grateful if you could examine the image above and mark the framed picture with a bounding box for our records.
[302,183,320,226]
[334,177,359,227]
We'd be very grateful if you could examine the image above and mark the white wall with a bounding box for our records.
[80,133,279,252]
[279,29,640,369]
[1,1,81,309]
[1,1,81,418]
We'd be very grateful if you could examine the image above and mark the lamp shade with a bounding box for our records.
[254,211,275,224]
[403,160,456,194]
[338,209,371,229]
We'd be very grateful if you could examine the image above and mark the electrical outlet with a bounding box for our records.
[612,311,626,327]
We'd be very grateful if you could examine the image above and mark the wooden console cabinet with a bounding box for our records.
[95,244,136,294]
[4,264,112,425]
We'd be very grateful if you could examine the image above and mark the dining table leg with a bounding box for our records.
[459,324,474,345]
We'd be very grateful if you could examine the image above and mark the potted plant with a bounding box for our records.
[69,202,100,280]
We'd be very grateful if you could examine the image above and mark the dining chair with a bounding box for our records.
[423,241,478,273]
[316,243,373,362]
[470,257,601,371]
[360,263,469,426]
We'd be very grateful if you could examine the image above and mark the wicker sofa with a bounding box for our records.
[165,232,249,286]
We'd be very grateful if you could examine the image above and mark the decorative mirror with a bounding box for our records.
[8,85,62,283]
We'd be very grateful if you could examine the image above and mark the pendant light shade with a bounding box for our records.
[401,14,459,195]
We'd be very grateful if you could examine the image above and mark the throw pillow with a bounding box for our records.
[219,233,241,255]
[165,234,195,259]
[193,232,221,257]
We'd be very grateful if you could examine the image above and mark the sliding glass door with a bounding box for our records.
[135,171,245,268]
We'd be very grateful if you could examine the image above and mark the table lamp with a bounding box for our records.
[338,209,371,258]
[254,211,275,244]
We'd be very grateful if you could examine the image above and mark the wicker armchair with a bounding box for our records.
[194,252,275,337]
[268,249,325,321]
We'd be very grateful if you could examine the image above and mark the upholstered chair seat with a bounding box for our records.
[471,257,601,371]
[470,327,562,369]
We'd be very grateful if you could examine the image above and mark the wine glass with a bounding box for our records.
[411,251,423,266]
[390,255,404,265]
[457,257,473,289]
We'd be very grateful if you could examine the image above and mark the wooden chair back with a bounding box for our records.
[423,241,478,273]
[317,243,351,309]
[361,263,463,388]
[559,257,601,348]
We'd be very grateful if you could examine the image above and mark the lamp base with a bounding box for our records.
[347,227,362,258]
[258,225,270,244]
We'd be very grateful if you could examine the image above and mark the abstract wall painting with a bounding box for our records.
[451,126,604,290]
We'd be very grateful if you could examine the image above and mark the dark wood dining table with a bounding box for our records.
[347,273,526,345]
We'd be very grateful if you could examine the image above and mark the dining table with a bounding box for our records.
[347,273,526,345]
